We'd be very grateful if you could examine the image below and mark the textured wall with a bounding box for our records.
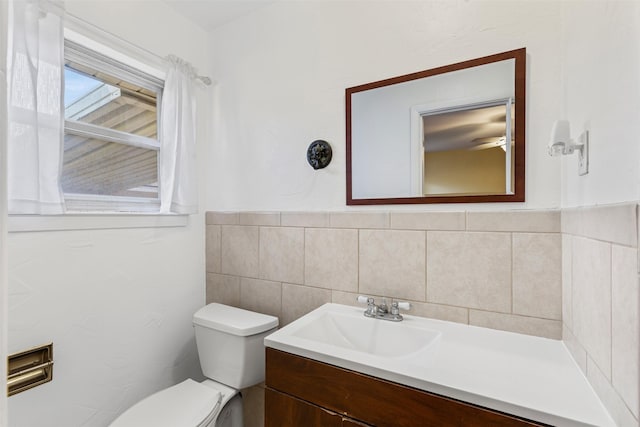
[7,1,211,426]
[206,0,564,211]
[562,203,639,427]
[559,2,640,208]
[556,3,640,425]
[9,227,206,426]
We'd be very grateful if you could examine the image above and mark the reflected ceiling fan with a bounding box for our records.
[469,136,512,151]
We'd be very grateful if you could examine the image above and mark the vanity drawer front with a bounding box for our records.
[266,388,373,427]
[265,388,343,427]
[266,348,547,427]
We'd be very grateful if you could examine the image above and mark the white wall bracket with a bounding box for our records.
[576,131,589,176]
[548,120,589,176]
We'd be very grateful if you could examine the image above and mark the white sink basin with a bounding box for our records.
[265,303,617,427]
[291,310,441,358]
[266,303,443,370]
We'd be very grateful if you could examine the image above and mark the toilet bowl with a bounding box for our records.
[109,304,278,427]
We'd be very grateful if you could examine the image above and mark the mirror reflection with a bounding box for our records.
[422,101,514,196]
[346,48,526,205]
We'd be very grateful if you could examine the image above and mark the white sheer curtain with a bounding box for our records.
[7,0,65,214]
[159,55,199,214]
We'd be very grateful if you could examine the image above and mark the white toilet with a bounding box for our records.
[110,303,279,427]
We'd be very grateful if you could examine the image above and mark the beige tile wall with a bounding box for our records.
[562,203,639,427]
[206,210,562,338]
[206,209,564,427]
[206,206,640,427]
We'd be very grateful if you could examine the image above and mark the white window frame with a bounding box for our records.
[8,29,188,232]
[63,39,164,213]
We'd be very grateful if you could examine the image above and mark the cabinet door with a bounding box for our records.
[267,348,547,427]
[265,387,342,427]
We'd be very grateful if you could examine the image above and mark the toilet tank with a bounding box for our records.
[193,303,278,389]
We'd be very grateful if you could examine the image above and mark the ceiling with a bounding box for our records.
[162,0,275,32]
[423,104,515,153]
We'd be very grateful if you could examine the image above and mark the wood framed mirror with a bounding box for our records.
[346,48,526,205]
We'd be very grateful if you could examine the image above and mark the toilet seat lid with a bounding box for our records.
[110,379,221,427]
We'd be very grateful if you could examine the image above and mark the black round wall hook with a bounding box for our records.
[307,140,332,170]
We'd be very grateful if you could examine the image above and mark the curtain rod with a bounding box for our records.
[63,10,212,86]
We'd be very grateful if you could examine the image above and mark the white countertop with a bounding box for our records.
[264,303,615,427]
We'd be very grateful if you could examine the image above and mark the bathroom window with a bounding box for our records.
[62,40,164,212]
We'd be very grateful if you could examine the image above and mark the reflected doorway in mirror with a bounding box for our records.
[415,99,515,197]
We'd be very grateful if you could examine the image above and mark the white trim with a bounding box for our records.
[505,97,513,194]
[65,120,161,150]
[8,213,187,233]
[65,39,163,93]
[65,83,121,120]
[63,27,165,81]
[410,105,424,197]
[64,193,159,213]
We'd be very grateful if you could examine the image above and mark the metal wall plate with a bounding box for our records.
[307,140,332,170]
[8,343,54,396]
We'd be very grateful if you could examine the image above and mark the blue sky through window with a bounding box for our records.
[64,67,101,107]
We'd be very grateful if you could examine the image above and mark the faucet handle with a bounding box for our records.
[390,301,411,315]
[395,301,411,311]
[356,295,374,305]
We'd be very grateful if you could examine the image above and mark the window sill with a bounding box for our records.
[8,213,188,233]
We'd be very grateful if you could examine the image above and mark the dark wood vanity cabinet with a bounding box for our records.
[265,348,548,427]
[266,387,371,427]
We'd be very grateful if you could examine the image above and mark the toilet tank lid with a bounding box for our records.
[193,303,279,336]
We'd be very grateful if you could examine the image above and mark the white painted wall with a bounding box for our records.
[559,1,640,207]
[7,1,212,426]
[206,0,564,211]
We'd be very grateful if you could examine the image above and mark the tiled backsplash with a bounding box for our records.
[205,205,639,427]
[205,210,562,339]
[561,203,639,427]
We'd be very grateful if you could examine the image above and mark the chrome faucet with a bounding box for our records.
[357,296,411,322]
[363,297,377,317]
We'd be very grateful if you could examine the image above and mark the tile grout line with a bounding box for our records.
[302,226,306,290]
[424,230,428,304]
[609,241,613,384]
[511,232,514,315]
[357,227,360,295]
